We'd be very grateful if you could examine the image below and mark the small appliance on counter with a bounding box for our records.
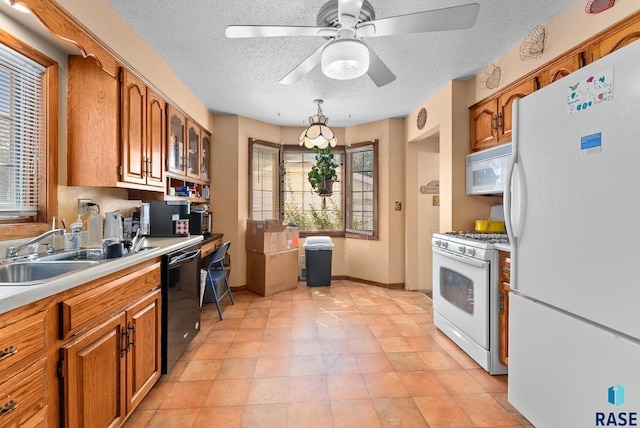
[187,210,211,235]
[140,201,190,237]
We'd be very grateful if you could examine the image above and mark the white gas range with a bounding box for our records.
[431,231,509,375]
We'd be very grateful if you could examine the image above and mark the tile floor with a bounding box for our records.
[123,280,533,428]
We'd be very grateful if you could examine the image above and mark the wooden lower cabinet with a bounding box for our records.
[498,250,511,366]
[61,289,161,428]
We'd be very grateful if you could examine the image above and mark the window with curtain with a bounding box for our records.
[0,41,45,220]
[249,140,281,221]
[346,141,377,238]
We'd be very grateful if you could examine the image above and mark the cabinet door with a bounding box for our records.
[469,98,498,152]
[146,88,166,188]
[167,106,186,175]
[126,290,161,413]
[121,69,147,185]
[594,19,640,60]
[186,120,201,180]
[62,313,127,428]
[201,130,211,181]
[539,52,584,87]
[497,77,537,144]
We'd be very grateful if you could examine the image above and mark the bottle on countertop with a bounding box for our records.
[86,203,103,247]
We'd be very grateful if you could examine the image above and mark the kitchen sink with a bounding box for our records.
[0,261,99,286]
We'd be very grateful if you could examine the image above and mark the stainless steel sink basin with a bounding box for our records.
[0,261,99,286]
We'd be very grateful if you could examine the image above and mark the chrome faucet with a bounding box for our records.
[5,229,66,258]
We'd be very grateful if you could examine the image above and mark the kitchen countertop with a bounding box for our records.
[0,235,204,315]
[495,242,511,252]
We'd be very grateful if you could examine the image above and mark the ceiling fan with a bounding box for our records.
[225,0,480,87]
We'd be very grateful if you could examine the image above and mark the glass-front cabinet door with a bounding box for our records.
[167,106,185,175]
[201,131,210,180]
[186,119,200,180]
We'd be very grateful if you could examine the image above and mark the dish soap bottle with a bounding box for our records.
[86,203,103,247]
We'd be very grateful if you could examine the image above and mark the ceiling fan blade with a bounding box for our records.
[357,3,480,37]
[365,45,396,87]
[338,0,364,27]
[225,25,336,38]
[279,42,329,85]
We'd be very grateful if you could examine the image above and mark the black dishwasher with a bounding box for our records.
[161,243,201,373]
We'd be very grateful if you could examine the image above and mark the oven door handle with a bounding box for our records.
[433,247,488,269]
[168,249,201,269]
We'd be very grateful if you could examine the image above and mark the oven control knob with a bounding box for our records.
[434,240,441,246]
[466,248,475,256]
[458,246,465,253]
[441,241,448,249]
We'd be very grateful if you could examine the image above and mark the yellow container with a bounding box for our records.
[474,219,506,233]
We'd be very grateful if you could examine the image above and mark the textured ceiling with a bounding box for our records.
[103,1,576,127]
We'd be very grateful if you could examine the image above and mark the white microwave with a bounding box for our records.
[466,143,512,195]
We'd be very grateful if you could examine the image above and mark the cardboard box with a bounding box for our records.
[284,225,299,250]
[246,249,299,296]
[246,219,287,253]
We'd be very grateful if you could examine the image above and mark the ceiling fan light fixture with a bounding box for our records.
[299,100,338,149]
[322,39,369,80]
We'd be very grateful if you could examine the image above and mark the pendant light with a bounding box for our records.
[298,99,337,149]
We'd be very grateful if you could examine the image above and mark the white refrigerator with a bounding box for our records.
[506,40,640,427]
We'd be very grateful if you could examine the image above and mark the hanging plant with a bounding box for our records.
[308,146,339,196]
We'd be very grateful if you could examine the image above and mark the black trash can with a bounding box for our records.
[304,236,334,287]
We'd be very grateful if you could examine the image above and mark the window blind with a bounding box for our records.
[0,42,45,219]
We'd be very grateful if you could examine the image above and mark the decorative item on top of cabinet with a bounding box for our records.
[498,250,511,366]
[121,69,165,189]
[539,51,585,87]
[469,77,538,152]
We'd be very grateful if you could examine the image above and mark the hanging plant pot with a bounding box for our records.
[317,178,334,196]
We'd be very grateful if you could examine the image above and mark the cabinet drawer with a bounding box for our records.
[60,262,161,339]
[0,312,45,384]
[0,363,46,427]
[201,239,220,259]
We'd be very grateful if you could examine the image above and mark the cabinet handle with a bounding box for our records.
[499,293,504,313]
[497,112,503,130]
[503,266,510,272]
[0,345,17,361]
[491,115,498,131]
[0,399,17,417]
[127,322,135,351]
[120,329,128,357]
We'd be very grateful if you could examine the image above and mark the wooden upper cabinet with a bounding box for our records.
[201,131,211,181]
[470,77,537,151]
[121,69,165,189]
[470,98,499,152]
[186,119,201,180]
[67,56,120,187]
[167,105,186,176]
[497,77,537,144]
[591,18,640,61]
[146,88,166,188]
[121,69,147,186]
[539,51,584,87]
